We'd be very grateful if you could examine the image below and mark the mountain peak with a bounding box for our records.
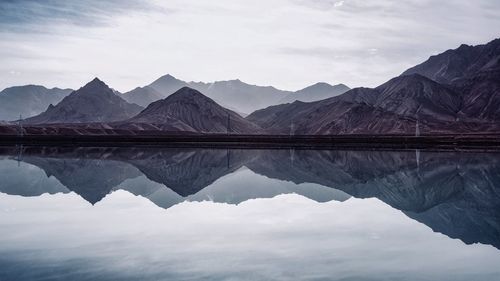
[155,74,179,83]
[161,74,175,79]
[126,86,261,133]
[401,37,500,84]
[278,81,350,104]
[24,78,142,124]
[166,86,210,102]
[297,82,350,93]
[148,74,188,96]
[312,82,332,87]
[83,77,108,90]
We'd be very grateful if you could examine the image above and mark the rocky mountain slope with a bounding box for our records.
[402,38,500,84]
[247,38,500,135]
[24,78,143,124]
[123,87,262,133]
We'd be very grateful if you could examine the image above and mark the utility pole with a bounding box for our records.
[227,113,231,135]
[18,114,23,137]
[415,119,420,137]
[17,144,23,167]
[415,106,421,137]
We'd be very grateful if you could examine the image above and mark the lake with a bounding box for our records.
[0,146,499,280]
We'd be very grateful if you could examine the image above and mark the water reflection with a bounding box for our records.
[0,146,499,280]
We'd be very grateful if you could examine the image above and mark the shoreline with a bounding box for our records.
[1,134,500,150]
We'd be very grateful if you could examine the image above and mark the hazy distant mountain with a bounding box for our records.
[122,86,162,107]
[125,75,290,114]
[149,74,189,96]
[188,79,290,114]
[279,82,350,103]
[0,85,72,121]
[25,78,143,124]
[121,74,350,114]
[124,87,262,133]
[402,38,500,84]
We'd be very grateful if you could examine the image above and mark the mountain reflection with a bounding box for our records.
[0,146,499,249]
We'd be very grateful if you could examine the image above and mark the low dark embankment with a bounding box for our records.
[1,133,500,150]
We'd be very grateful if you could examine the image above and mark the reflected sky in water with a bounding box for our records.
[0,147,499,280]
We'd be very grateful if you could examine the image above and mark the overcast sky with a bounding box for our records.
[1,0,499,92]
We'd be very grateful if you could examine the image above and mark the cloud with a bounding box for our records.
[0,0,499,92]
[334,1,345,8]
[0,0,162,32]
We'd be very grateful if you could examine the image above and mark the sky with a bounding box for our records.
[0,0,499,92]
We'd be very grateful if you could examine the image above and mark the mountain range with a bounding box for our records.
[247,38,500,134]
[123,74,350,114]
[1,37,499,135]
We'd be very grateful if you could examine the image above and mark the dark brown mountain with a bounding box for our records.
[247,38,500,135]
[123,87,262,133]
[402,38,500,84]
[401,38,500,122]
[247,74,465,134]
[24,78,143,124]
[458,68,500,121]
[373,74,461,121]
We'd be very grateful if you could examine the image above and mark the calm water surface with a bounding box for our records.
[0,146,499,280]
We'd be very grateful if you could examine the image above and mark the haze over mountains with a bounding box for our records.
[2,75,349,122]
[123,74,350,113]
[0,85,72,121]
[1,38,499,135]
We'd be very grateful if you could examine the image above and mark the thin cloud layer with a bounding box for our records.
[0,0,499,92]
[0,0,158,31]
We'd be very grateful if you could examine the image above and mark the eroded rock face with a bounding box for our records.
[402,39,500,84]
